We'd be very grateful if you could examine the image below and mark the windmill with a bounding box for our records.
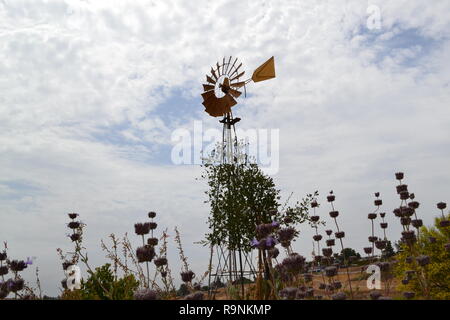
[201,56,276,298]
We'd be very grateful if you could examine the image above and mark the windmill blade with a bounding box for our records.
[206,75,216,84]
[201,90,215,101]
[216,62,221,76]
[230,71,245,82]
[224,56,232,75]
[229,62,242,78]
[223,94,237,108]
[202,84,215,91]
[211,68,218,81]
[228,57,238,76]
[230,81,246,88]
[228,88,242,98]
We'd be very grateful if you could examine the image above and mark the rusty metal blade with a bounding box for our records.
[230,71,245,82]
[202,84,215,91]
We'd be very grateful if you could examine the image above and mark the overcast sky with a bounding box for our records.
[1,0,449,297]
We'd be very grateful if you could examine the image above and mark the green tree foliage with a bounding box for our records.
[381,240,396,259]
[62,264,139,300]
[203,163,281,251]
[395,215,450,299]
[339,248,361,262]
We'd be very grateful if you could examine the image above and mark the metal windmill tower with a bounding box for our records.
[200,56,276,298]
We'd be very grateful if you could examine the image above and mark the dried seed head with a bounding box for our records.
[335,231,345,239]
[375,240,387,250]
[332,281,342,290]
[325,266,337,277]
[396,184,408,194]
[283,216,293,224]
[0,266,8,276]
[380,222,388,229]
[147,238,158,246]
[68,221,80,229]
[408,201,420,209]
[303,274,313,283]
[69,233,81,242]
[437,202,447,210]
[279,287,298,300]
[368,213,377,220]
[329,211,339,218]
[149,222,157,230]
[136,245,155,263]
[326,239,335,247]
[313,235,322,242]
[154,257,168,267]
[0,252,6,261]
[180,270,195,283]
[68,213,78,220]
[409,193,415,200]
[364,247,373,255]
[9,260,27,272]
[369,291,382,300]
[399,191,410,200]
[322,248,333,257]
[395,172,404,180]
[327,194,335,202]
[134,223,151,236]
[440,220,450,228]
[282,253,306,274]
[310,215,320,223]
[401,217,411,226]
[411,219,423,228]
[368,236,378,243]
[319,283,326,290]
[184,292,204,300]
[277,227,296,242]
[380,212,386,218]
[311,201,318,208]
[268,247,279,259]
[374,192,380,198]
[374,199,382,206]
[9,278,24,293]
[325,229,333,236]
[148,211,157,219]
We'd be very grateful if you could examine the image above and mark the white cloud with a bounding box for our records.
[0,0,449,296]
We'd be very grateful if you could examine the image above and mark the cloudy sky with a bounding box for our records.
[1,0,449,296]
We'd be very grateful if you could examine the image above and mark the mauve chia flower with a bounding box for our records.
[428,236,437,243]
[369,291,382,300]
[335,231,345,239]
[364,247,373,255]
[393,208,402,217]
[149,222,157,230]
[326,239,335,247]
[402,230,416,240]
[256,224,273,238]
[147,238,158,246]
[277,227,296,242]
[368,213,377,220]
[313,235,322,241]
[134,288,158,300]
[332,281,342,290]
[322,248,333,257]
[411,219,423,228]
[403,292,415,300]
[70,233,81,242]
[268,247,279,259]
[400,191,410,200]
[68,213,78,219]
[181,270,195,282]
[374,199,382,206]
[311,215,320,223]
[437,202,447,210]
[68,221,80,229]
[402,278,409,285]
[9,278,24,293]
[326,229,333,236]
[136,245,155,263]
[268,209,278,216]
[416,255,430,267]
[380,212,386,218]
[332,292,346,300]
[154,257,168,267]
[279,287,298,300]
[0,266,8,276]
[148,211,156,219]
[185,292,204,300]
[327,193,335,202]
[396,184,408,194]
[311,201,318,208]
[368,236,378,243]
[0,252,6,261]
[265,236,277,249]
[408,201,420,209]
[402,207,414,217]
[271,221,280,228]
[375,240,387,250]
[282,254,306,274]
[9,260,27,272]
[440,220,450,228]
[296,291,306,300]
[314,255,322,263]
[325,266,337,277]
[134,223,151,235]
[395,172,404,180]
[329,211,339,218]
[380,222,388,229]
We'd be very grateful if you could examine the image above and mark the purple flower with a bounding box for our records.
[250,238,259,248]
[265,236,277,249]
[271,221,280,228]
[25,257,34,266]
